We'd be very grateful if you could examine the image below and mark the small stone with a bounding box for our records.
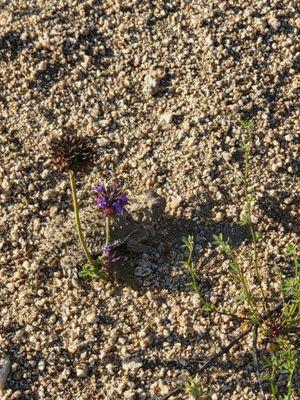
[97,138,111,147]
[0,356,11,393]
[75,80,83,89]
[1,180,10,191]
[182,120,190,131]
[14,330,24,340]
[270,163,279,172]
[39,37,51,49]
[85,311,98,324]
[1,390,13,400]
[222,152,231,162]
[251,215,258,224]
[123,389,136,399]
[134,266,152,277]
[22,260,31,271]
[170,195,182,211]
[143,73,160,96]
[122,359,143,372]
[118,337,127,345]
[20,32,28,41]
[37,61,47,72]
[61,367,71,380]
[75,364,89,378]
[105,363,114,374]
[158,383,169,395]
[193,324,207,335]
[138,330,147,339]
[268,17,281,29]
[215,212,224,222]
[160,112,173,125]
[37,360,46,372]
[68,343,79,354]
[11,390,22,399]
[42,189,57,201]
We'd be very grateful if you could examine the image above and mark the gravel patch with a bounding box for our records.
[0,0,299,399]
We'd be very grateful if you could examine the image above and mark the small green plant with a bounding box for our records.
[214,120,300,326]
[78,257,108,280]
[258,244,300,339]
[212,232,259,322]
[166,120,299,400]
[181,235,213,312]
[241,119,253,128]
[281,245,300,328]
[255,244,299,400]
[262,338,297,400]
[212,121,299,398]
[184,375,206,399]
[239,120,268,315]
[213,120,270,323]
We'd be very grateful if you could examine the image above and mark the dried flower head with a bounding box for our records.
[49,130,94,174]
[92,183,128,217]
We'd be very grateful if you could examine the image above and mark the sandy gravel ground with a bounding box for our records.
[0,0,299,399]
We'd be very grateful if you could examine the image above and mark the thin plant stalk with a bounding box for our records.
[243,126,268,315]
[184,236,255,319]
[105,216,111,247]
[282,248,300,326]
[213,233,260,320]
[287,254,300,322]
[247,199,269,315]
[229,248,258,318]
[286,362,296,400]
[69,170,94,266]
[186,250,205,303]
[182,236,209,308]
[270,364,278,400]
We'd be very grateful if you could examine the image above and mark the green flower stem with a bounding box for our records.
[105,216,111,247]
[69,171,94,266]
[229,249,258,318]
[270,365,278,399]
[182,236,208,308]
[287,363,296,400]
[285,254,300,323]
[186,251,206,305]
[244,128,269,315]
[247,199,268,314]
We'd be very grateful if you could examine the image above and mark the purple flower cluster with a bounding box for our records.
[92,184,128,217]
[102,246,121,273]
[102,246,111,257]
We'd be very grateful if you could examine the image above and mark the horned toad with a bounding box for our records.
[40,190,166,260]
[109,189,166,252]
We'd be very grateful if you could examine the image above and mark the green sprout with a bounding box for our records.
[181,235,214,312]
[184,375,206,399]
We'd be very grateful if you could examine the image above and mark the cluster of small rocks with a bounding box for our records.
[0,0,299,399]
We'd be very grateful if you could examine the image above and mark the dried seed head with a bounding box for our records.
[49,129,94,174]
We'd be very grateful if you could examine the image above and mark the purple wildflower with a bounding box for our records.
[102,246,121,273]
[102,246,111,257]
[92,183,128,217]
